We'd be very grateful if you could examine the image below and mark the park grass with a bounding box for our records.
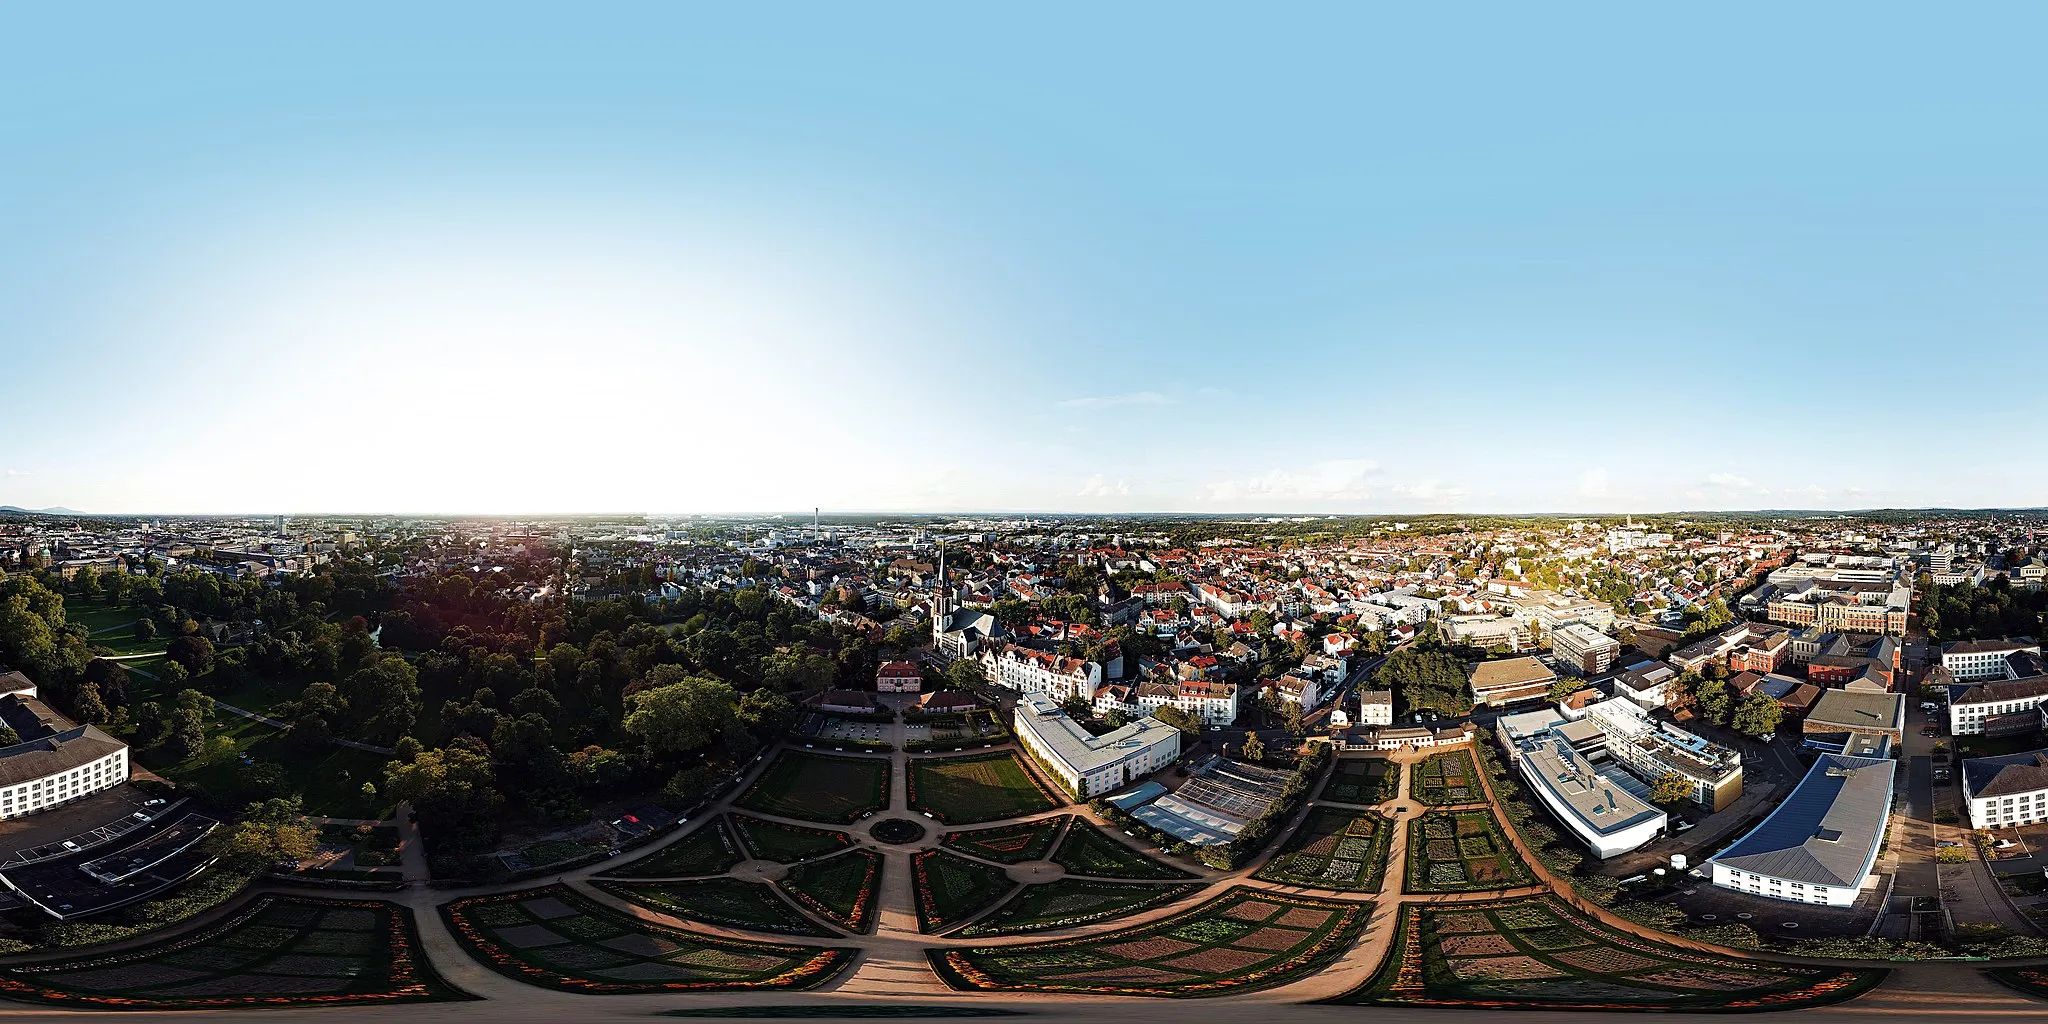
[596,878,838,937]
[911,850,1016,934]
[906,751,1061,825]
[776,850,882,934]
[736,750,890,824]
[1339,895,1886,1010]
[0,896,468,1010]
[1252,807,1393,892]
[942,817,1067,864]
[442,885,853,994]
[602,818,744,879]
[959,878,1202,937]
[929,886,1370,998]
[731,815,852,863]
[1320,757,1399,805]
[1053,819,1197,880]
[148,726,391,819]
[1409,749,1480,805]
[1404,807,1533,894]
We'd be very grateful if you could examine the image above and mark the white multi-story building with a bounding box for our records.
[1134,678,1239,725]
[1550,622,1620,676]
[1358,689,1394,726]
[980,643,1102,704]
[0,687,130,821]
[1270,672,1323,710]
[1941,640,2043,682]
[1961,749,2048,829]
[1709,754,1893,907]
[1013,697,1180,798]
[1514,734,1666,859]
[1583,698,1744,811]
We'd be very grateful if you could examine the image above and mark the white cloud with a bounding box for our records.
[3,469,27,477]
[1706,472,1770,495]
[1578,467,1610,499]
[1206,459,1381,503]
[1076,475,1132,498]
[1058,390,1173,410]
[1394,479,1470,506]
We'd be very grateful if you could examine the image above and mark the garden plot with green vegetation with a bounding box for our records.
[775,850,882,933]
[929,886,1369,998]
[942,816,1066,863]
[1409,748,1480,805]
[1320,757,1400,804]
[602,818,744,879]
[0,896,466,1010]
[1343,895,1886,1010]
[732,814,852,862]
[596,878,836,937]
[1053,819,1197,879]
[736,750,891,824]
[912,849,1017,933]
[442,885,853,994]
[1405,808,1534,893]
[960,878,1203,937]
[907,751,1061,824]
[1253,807,1392,892]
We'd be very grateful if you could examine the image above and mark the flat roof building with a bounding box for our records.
[1515,734,1666,859]
[1467,656,1555,708]
[1013,696,1180,800]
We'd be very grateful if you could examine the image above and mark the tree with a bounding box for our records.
[0,725,19,746]
[1150,705,1202,737]
[73,681,108,725]
[1104,709,1130,730]
[1729,691,1783,739]
[1282,701,1307,736]
[1059,696,1093,720]
[623,674,737,755]
[1693,677,1732,726]
[1378,646,1473,717]
[566,745,633,789]
[1649,772,1693,807]
[736,688,797,735]
[166,634,215,676]
[384,744,502,852]
[341,654,421,745]
[1548,676,1585,702]
[133,616,158,642]
[944,659,987,691]
[207,797,319,867]
[1241,731,1266,763]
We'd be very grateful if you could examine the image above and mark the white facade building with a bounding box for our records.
[1013,697,1180,798]
[980,643,1103,704]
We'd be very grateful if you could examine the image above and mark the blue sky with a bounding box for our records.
[3,4,2045,515]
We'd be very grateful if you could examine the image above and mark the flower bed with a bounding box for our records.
[441,885,853,994]
[942,816,1068,864]
[595,878,837,937]
[1410,748,1480,805]
[735,750,891,824]
[1252,806,1392,892]
[912,849,1017,933]
[0,896,469,1009]
[1054,819,1197,880]
[1320,757,1399,804]
[1404,807,1532,893]
[600,816,743,879]
[1337,895,1887,1011]
[960,878,1202,937]
[730,814,853,862]
[775,849,883,933]
[908,751,1062,824]
[929,886,1369,997]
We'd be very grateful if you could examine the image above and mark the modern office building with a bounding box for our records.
[1514,733,1666,858]
[1550,622,1621,676]
[1709,754,1894,906]
[1013,696,1180,799]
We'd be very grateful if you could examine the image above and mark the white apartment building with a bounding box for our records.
[1941,640,2043,682]
[1550,622,1621,676]
[1270,672,1323,710]
[1584,698,1744,811]
[1961,749,2048,829]
[0,689,131,821]
[1358,689,1394,726]
[980,643,1103,704]
[1013,697,1181,798]
[1135,679,1240,725]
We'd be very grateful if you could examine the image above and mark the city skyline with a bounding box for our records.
[6,5,2047,515]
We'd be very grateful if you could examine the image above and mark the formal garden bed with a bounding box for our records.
[912,849,1017,933]
[1321,757,1400,805]
[601,817,744,879]
[776,850,883,933]
[0,896,468,1010]
[732,814,853,862]
[442,885,852,993]
[1405,807,1533,893]
[959,878,1202,937]
[1410,749,1480,805]
[596,878,837,937]
[942,817,1067,863]
[1053,819,1197,880]
[1339,895,1886,1011]
[1252,807,1392,892]
[907,751,1063,824]
[736,750,891,824]
[929,886,1369,997]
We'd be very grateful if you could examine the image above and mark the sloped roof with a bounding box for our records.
[1711,754,1894,888]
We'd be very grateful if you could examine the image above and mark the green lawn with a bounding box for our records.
[598,878,837,937]
[912,850,1016,933]
[1320,758,1399,805]
[1342,896,1886,1010]
[602,818,744,879]
[907,752,1060,825]
[1253,807,1393,892]
[1053,819,1197,880]
[0,896,467,1010]
[959,878,1201,937]
[776,850,882,933]
[941,817,1067,863]
[1405,808,1533,893]
[442,885,854,993]
[147,725,392,819]
[928,886,1371,998]
[731,815,852,862]
[736,750,891,824]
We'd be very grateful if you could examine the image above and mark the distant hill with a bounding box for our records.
[0,506,87,516]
